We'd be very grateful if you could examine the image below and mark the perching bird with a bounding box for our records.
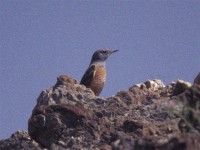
[80,49,118,96]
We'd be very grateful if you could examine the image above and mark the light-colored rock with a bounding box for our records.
[144,79,165,91]
[36,75,95,108]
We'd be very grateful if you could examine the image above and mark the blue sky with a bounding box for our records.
[0,0,200,139]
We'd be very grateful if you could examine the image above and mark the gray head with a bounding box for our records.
[90,49,119,65]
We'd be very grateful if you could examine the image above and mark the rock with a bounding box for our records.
[194,72,200,85]
[173,80,192,96]
[0,131,44,150]
[144,79,165,91]
[55,74,77,86]
[35,75,95,107]
[178,85,200,133]
[28,104,98,149]
[1,75,200,150]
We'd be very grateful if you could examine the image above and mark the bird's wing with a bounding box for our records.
[80,65,96,87]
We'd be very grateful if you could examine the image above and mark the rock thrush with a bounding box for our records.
[80,49,118,96]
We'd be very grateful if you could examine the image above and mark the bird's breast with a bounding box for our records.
[89,66,106,96]
[94,66,106,82]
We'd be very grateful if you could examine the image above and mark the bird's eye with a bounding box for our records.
[101,51,107,54]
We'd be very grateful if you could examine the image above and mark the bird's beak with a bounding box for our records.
[110,49,119,54]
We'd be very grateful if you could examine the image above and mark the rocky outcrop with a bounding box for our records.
[1,75,200,150]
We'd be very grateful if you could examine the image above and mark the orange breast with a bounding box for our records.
[89,66,106,96]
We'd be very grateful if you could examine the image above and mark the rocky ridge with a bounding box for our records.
[0,74,200,150]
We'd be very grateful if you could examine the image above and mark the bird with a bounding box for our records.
[80,49,119,96]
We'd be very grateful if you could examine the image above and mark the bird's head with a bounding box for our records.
[90,49,119,65]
